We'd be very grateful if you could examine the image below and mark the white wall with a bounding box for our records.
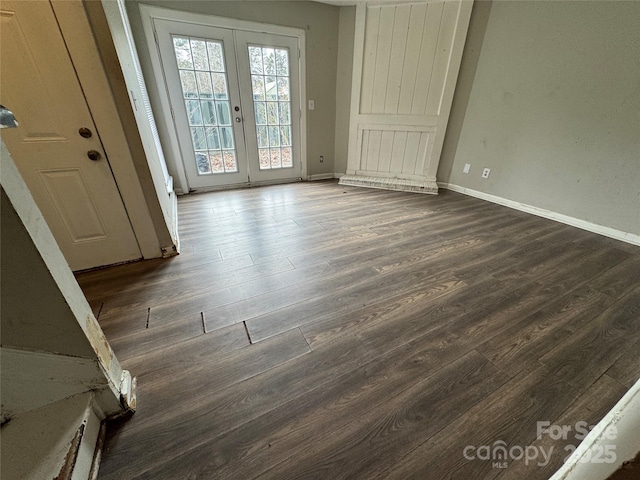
[125,0,340,187]
[438,0,640,236]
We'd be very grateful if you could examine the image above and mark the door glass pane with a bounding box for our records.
[201,101,217,125]
[180,71,197,98]
[263,48,276,75]
[254,102,267,125]
[173,37,193,69]
[172,35,237,175]
[280,126,291,147]
[252,77,265,101]
[211,73,228,100]
[281,147,293,167]
[217,103,231,125]
[279,102,290,125]
[220,127,235,149]
[275,49,289,76]
[256,126,269,148]
[196,72,213,99]
[190,39,209,70]
[191,127,207,150]
[277,77,290,101]
[266,102,279,125]
[247,44,293,171]
[264,76,277,101]
[248,46,264,74]
[186,100,202,125]
[205,127,220,149]
[207,42,225,72]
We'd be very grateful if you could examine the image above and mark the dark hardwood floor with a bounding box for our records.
[75,181,640,480]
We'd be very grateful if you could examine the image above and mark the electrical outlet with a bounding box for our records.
[308,100,315,110]
[463,163,471,174]
[319,155,324,163]
[482,168,491,179]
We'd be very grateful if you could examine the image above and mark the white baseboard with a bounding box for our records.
[307,173,336,181]
[438,183,640,246]
[333,172,345,179]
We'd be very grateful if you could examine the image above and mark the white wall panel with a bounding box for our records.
[344,1,472,194]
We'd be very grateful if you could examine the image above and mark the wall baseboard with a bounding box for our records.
[307,173,336,181]
[438,183,640,246]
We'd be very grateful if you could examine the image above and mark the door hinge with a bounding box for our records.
[153,26,159,46]
[170,107,175,120]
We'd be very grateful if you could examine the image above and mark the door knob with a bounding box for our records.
[78,127,92,138]
[87,150,101,161]
[235,117,241,123]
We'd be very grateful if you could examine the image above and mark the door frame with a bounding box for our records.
[139,4,308,192]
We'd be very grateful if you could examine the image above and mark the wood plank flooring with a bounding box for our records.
[75,181,640,480]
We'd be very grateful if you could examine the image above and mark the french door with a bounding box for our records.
[155,20,302,189]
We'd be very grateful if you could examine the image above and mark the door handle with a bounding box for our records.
[78,127,93,138]
[87,150,102,161]
[235,117,242,123]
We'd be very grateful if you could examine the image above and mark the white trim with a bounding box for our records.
[307,173,336,181]
[140,5,304,37]
[439,183,640,246]
[346,3,366,175]
[139,4,307,191]
[186,177,302,194]
[139,5,189,193]
[334,172,345,179]
[98,0,180,259]
[299,34,308,182]
[550,378,640,480]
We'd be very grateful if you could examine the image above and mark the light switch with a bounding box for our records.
[463,163,471,174]
[308,100,315,110]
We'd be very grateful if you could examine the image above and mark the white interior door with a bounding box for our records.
[0,0,141,271]
[154,18,302,190]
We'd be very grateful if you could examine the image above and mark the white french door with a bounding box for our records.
[154,19,302,189]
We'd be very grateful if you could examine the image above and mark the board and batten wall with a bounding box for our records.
[439,0,640,241]
[124,0,339,190]
[340,1,473,194]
